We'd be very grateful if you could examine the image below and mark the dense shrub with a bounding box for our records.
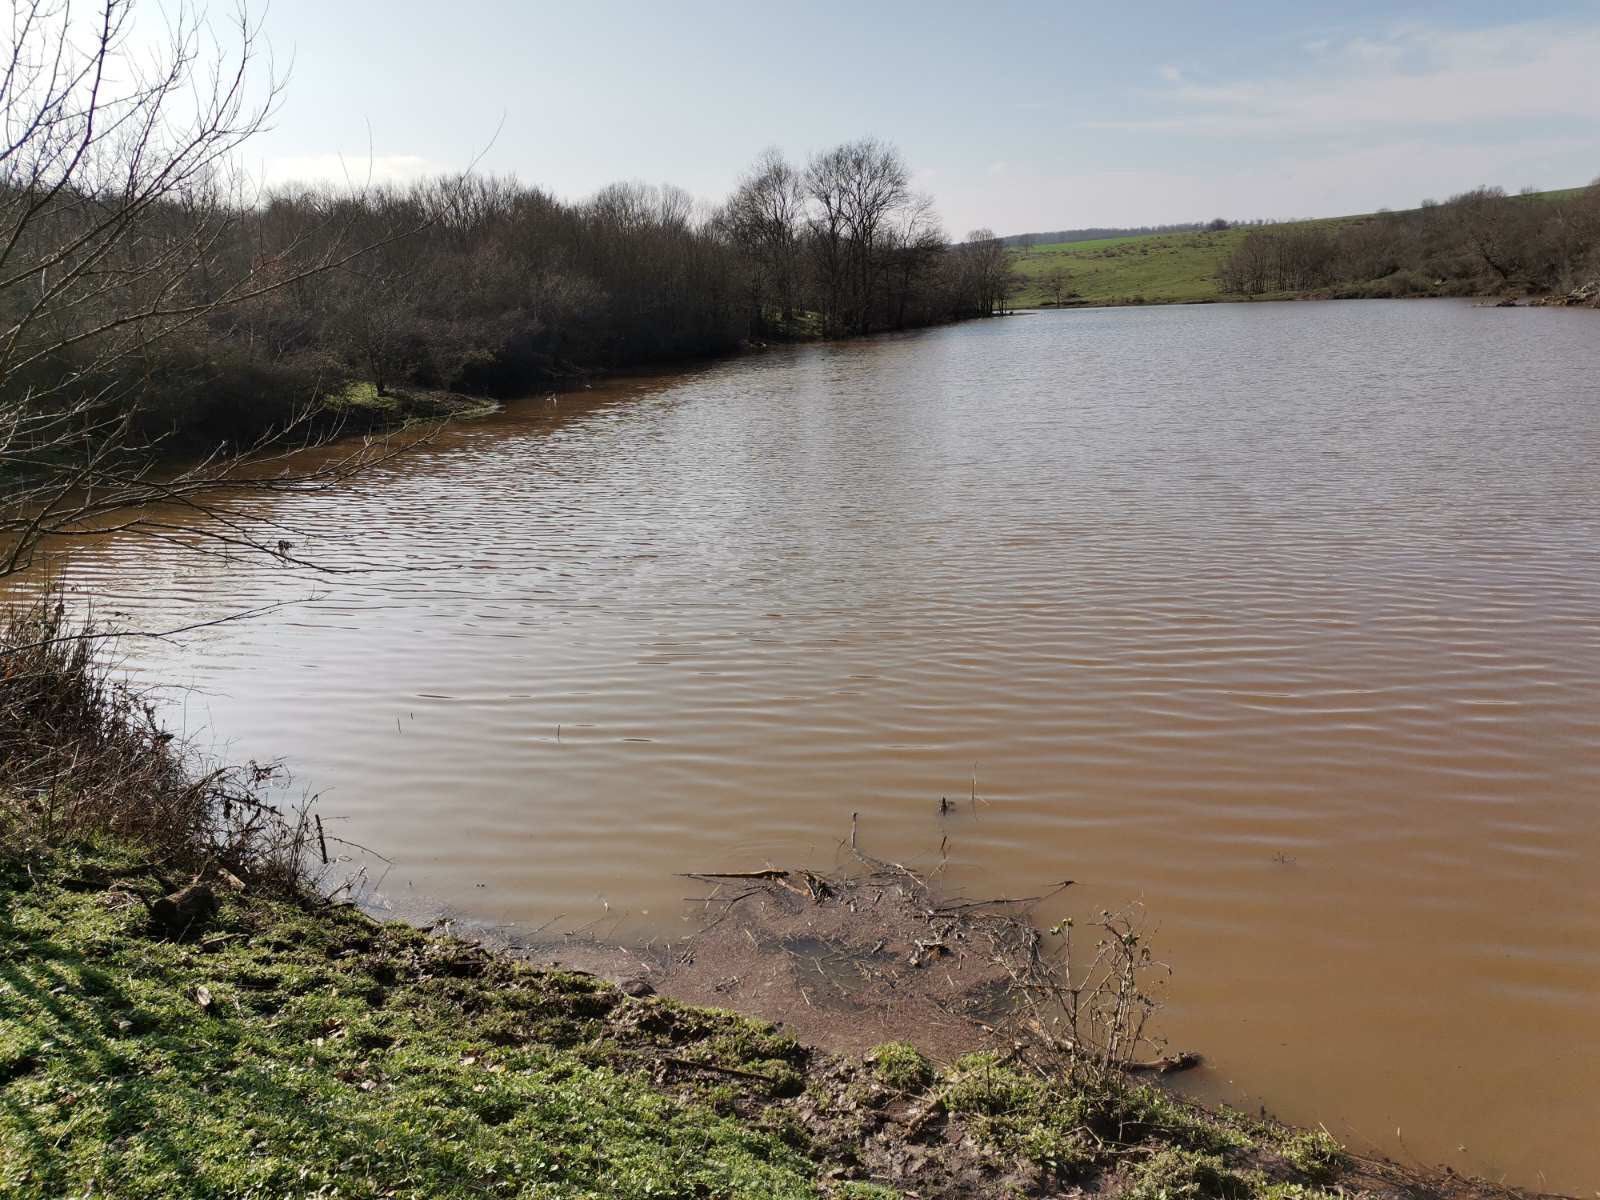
[1218,184,1600,297]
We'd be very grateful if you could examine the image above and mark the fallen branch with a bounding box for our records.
[1125,1051,1202,1075]
[656,1055,779,1084]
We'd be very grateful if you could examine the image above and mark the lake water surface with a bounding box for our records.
[24,300,1600,1192]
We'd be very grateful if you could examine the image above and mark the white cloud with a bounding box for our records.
[257,153,444,189]
[1157,64,1183,83]
[1093,18,1600,137]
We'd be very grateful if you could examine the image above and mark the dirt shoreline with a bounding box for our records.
[335,837,1571,1200]
[6,837,1571,1200]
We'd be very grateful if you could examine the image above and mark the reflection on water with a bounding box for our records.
[17,300,1600,1192]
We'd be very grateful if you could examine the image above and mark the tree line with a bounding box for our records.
[1002,220,1233,248]
[2,0,1024,582]
[1216,185,1600,298]
[3,23,1009,459]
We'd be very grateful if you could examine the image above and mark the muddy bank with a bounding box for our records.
[4,838,1565,1200]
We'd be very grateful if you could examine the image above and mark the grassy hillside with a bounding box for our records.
[1009,228,1243,307]
[1008,220,1360,308]
[1007,186,1592,309]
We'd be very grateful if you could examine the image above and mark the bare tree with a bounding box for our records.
[881,192,944,329]
[1448,186,1525,283]
[723,147,804,332]
[804,138,914,335]
[961,228,1009,315]
[0,0,423,584]
[1042,265,1072,306]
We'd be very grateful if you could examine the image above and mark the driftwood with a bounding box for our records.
[1126,1051,1202,1075]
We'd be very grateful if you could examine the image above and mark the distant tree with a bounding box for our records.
[724,149,805,331]
[803,139,915,335]
[996,265,1026,314]
[960,228,1009,315]
[881,194,945,329]
[1042,266,1073,306]
[1447,187,1525,282]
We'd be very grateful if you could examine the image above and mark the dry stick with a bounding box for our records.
[314,813,329,865]
[680,887,761,939]
[656,1056,778,1084]
[933,880,1076,914]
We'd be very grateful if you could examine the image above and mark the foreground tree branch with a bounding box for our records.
[0,0,434,594]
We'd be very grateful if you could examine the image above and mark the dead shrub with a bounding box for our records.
[1,590,314,890]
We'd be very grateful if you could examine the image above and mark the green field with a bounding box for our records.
[1009,228,1247,307]
[1008,217,1367,308]
[1006,186,1588,309]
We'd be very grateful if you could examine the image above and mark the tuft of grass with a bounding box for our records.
[1126,1148,1255,1200]
[1261,1185,1341,1200]
[867,1041,932,1091]
[941,1052,1099,1177]
[1279,1129,1344,1182]
[937,1052,1256,1182]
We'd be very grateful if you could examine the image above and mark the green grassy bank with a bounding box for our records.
[0,839,820,1199]
[1,835,1530,1200]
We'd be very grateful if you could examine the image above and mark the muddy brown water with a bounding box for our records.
[11,300,1600,1192]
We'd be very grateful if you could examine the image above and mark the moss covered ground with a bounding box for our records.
[0,838,1521,1200]
[0,840,816,1199]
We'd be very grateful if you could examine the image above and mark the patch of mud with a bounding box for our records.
[518,851,1068,1063]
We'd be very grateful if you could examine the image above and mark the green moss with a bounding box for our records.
[835,1184,900,1199]
[331,379,390,409]
[868,1041,932,1091]
[1126,1149,1255,1200]
[0,842,820,1199]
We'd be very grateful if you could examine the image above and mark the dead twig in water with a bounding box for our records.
[933,880,1075,914]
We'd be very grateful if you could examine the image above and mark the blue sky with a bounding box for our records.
[236,0,1600,236]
